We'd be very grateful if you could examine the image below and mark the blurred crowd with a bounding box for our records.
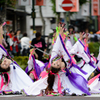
[2,29,30,57]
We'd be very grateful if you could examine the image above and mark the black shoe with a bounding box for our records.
[2,91,13,95]
[14,91,22,95]
[71,93,76,96]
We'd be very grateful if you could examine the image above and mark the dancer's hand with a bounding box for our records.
[79,32,84,41]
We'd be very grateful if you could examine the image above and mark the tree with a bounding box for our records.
[39,6,45,35]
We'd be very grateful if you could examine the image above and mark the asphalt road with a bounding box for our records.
[0,94,100,100]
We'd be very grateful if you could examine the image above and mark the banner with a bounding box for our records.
[70,0,79,12]
[18,0,31,6]
[56,0,66,12]
[35,0,46,6]
[81,2,90,16]
[91,0,100,16]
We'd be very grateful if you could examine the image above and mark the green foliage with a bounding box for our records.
[88,42,100,57]
[0,0,17,8]
[13,56,29,71]
[50,0,57,15]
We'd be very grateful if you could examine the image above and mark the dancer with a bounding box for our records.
[25,48,48,81]
[70,33,97,80]
[88,50,100,93]
[22,26,90,96]
[0,20,33,94]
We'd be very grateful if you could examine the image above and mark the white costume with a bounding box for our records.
[0,45,33,92]
[23,34,90,96]
[69,40,97,80]
[88,51,100,93]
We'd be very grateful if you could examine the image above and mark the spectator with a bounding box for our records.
[16,29,21,40]
[85,28,91,42]
[68,24,76,45]
[7,30,14,52]
[31,32,47,63]
[20,33,30,56]
[13,32,21,56]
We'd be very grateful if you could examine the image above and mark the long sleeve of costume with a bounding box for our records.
[65,39,73,52]
[69,40,90,63]
[50,34,70,64]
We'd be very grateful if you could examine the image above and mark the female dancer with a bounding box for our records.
[22,27,90,96]
[0,20,33,94]
[88,51,100,93]
[25,48,48,81]
[69,33,98,80]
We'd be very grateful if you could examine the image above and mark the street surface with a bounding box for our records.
[0,94,100,100]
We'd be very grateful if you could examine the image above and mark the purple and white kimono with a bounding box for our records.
[23,34,90,96]
[25,54,48,80]
[0,45,33,92]
[69,39,97,80]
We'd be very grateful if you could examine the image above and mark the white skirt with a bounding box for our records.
[23,71,86,96]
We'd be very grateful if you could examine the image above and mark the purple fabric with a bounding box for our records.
[25,58,48,77]
[25,66,28,73]
[99,76,100,81]
[73,63,87,75]
[88,61,95,68]
[66,68,90,95]
[40,62,48,72]
[59,34,72,62]
[32,56,42,78]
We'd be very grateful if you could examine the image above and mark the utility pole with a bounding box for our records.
[89,0,92,31]
[32,0,36,33]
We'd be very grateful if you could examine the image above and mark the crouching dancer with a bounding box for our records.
[0,18,33,95]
